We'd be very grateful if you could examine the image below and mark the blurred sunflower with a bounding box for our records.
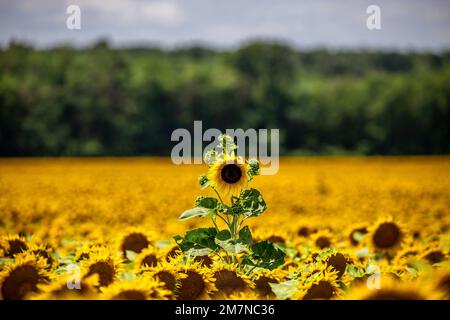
[433,264,450,299]
[210,263,254,298]
[26,243,55,270]
[143,263,186,295]
[367,216,407,255]
[176,262,216,300]
[420,243,448,265]
[74,243,108,262]
[135,246,163,269]
[346,276,442,300]
[0,234,28,258]
[101,276,171,300]
[323,252,354,280]
[393,243,421,266]
[164,244,182,262]
[347,223,368,246]
[116,228,155,260]
[252,268,286,298]
[0,253,49,300]
[208,154,248,197]
[312,230,335,250]
[32,272,99,300]
[81,250,123,287]
[295,266,341,300]
[192,254,214,268]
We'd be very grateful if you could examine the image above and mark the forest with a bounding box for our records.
[1,40,449,156]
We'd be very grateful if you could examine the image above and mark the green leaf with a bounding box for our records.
[214,227,253,254]
[269,280,299,300]
[239,188,267,218]
[242,240,286,270]
[238,226,253,245]
[195,196,218,209]
[125,250,138,261]
[119,272,137,281]
[174,228,219,256]
[178,207,212,220]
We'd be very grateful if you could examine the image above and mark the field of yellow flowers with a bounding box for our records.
[0,157,449,300]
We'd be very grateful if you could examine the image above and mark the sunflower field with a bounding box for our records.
[0,154,449,300]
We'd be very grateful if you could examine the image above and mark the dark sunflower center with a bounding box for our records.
[221,164,242,184]
[113,290,147,300]
[7,239,27,257]
[365,289,423,300]
[303,281,334,300]
[156,271,177,292]
[121,233,150,258]
[255,276,277,296]
[177,271,205,300]
[373,223,400,248]
[316,236,331,249]
[2,265,41,300]
[87,262,115,287]
[326,253,348,278]
[214,270,247,294]
[141,254,158,267]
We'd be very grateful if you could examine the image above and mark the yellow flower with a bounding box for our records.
[80,250,123,287]
[175,262,216,300]
[101,276,171,300]
[0,253,49,300]
[210,262,254,299]
[251,268,286,298]
[367,216,408,255]
[0,234,28,258]
[346,275,442,300]
[142,262,186,296]
[208,155,248,197]
[32,272,99,300]
[294,265,342,300]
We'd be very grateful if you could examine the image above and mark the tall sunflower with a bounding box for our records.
[208,155,248,197]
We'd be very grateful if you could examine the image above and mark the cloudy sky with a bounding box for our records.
[0,0,449,50]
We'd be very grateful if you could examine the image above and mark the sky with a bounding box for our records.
[0,0,449,51]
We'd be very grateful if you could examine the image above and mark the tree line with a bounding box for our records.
[0,41,449,156]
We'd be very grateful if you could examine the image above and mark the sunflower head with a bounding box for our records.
[252,268,286,298]
[208,155,248,197]
[135,246,163,270]
[210,263,254,298]
[368,216,407,255]
[117,228,154,260]
[434,265,450,299]
[81,250,122,288]
[0,253,49,300]
[295,265,341,300]
[101,276,171,300]
[0,234,28,258]
[26,244,55,270]
[176,262,216,300]
[420,244,448,265]
[312,230,335,250]
[32,272,99,300]
[142,262,186,296]
[346,275,441,300]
